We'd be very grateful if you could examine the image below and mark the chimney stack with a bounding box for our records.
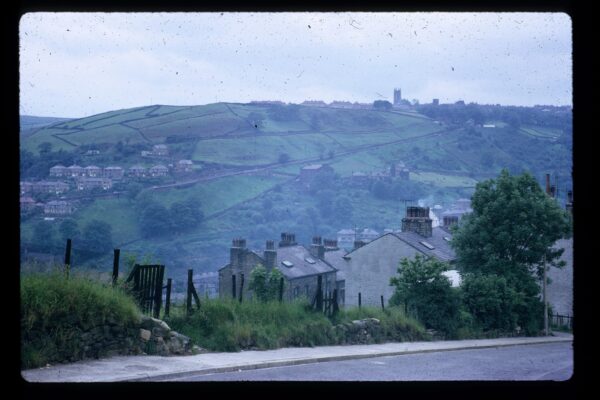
[310,236,325,259]
[279,232,297,247]
[230,238,247,267]
[566,190,573,214]
[263,240,277,271]
[323,238,339,251]
[443,215,459,227]
[402,206,433,237]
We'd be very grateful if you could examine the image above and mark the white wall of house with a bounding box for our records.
[339,234,422,308]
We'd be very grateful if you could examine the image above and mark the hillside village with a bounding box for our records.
[19,91,573,315]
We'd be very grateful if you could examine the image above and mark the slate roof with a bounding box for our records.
[323,249,349,281]
[276,245,337,280]
[343,227,456,263]
[394,227,456,262]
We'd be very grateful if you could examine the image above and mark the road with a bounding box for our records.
[176,342,573,381]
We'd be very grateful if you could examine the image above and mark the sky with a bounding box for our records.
[19,12,572,118]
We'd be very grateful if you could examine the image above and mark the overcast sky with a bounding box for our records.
[19,12,572,118]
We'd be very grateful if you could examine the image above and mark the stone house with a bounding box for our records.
[76,177,112,191]
[218,233,343,305]
[359,228,380,243]
[128,165,147,178]
[67,165,85,177]
[20,196,37,212]
[34,181,70,195]
[44,200,75,215]
[153,144,169,156]
[20,181,34,195]
[103,166,124,180]
[49,165,68,178]
[175,159,194,173]
[149,165,169,177]
[327,206,458,308]
[85,165,102,177]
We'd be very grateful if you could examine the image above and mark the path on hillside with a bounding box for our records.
[144,127,453,193]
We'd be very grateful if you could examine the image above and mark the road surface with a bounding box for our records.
[176,342,573,381]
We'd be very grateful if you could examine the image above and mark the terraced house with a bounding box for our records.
[327,206,459,308]
[218,233,345,306]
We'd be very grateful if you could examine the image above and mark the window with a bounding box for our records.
[443,236,451,242]
[305,257,316,264]
[282,260,294,268]
[293,286,299,298]
[420,241,435,250]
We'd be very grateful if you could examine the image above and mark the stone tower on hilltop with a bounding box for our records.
[393,88,402,105]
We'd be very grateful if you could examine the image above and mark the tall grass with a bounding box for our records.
[21,268,141,369]
[166,299,427,352]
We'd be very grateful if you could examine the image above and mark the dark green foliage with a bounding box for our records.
[139,203,171,238]
[390,255,462,336]
[32,220,58,253]
[333,195,353,221]
[59,218,80,242]
[373,100,393,111]
[21,270,140,369]
[170,198,204,232]
[77,220,113,260]
[451,170,571,335]
[461,273,518,332]
[248,264,284,302]
[278,153,290,164]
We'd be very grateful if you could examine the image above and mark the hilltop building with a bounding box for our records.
[393,88,402,106]
[44,200,75,215]
[218,234,344,306]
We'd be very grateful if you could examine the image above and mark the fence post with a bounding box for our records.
[164,278,172,318]
[187,269,193,316]
[153,265,165,319]
[316,275,323,312]
[64,238,72,278]
[358,292,362,309]
[112,249,120,286]
[381,295,385,311]
[232,274,237,299]
[239,273,244,303]
[278,277,284,302]
[332,288,339,316]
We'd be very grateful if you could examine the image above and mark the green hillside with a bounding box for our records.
[20,102,572,284]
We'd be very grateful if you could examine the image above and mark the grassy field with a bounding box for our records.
[192,134,344,166]
[150,174,289,216]
[410,171,478,188]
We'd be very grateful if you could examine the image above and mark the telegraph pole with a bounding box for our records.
[543,253,548,336]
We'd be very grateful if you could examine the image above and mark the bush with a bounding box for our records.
[21,269,141,369]
[167,299,428,352]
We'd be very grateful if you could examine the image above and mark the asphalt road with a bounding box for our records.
[177,342,573,381]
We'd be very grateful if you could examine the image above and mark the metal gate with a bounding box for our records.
[126,264,165,318]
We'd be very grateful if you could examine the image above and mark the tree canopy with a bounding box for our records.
[249,264,284,302]
[451,169,571,334]
[451,169,571,280]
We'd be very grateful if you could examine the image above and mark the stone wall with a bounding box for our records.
[34,315,197,366]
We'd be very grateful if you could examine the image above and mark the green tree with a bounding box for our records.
[373,100,393,111]
[389,254,461,335]
[170,198,203,232]
[333,195,353,221]
[31,220,57,253]
[38,142,53,155]
[249,264,284,302]
[58,218,80,242]
[79,220,113,259]
[139,203,172,238]
[451,170,571,334]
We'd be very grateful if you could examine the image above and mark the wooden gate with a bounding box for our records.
[126,264,165,318]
